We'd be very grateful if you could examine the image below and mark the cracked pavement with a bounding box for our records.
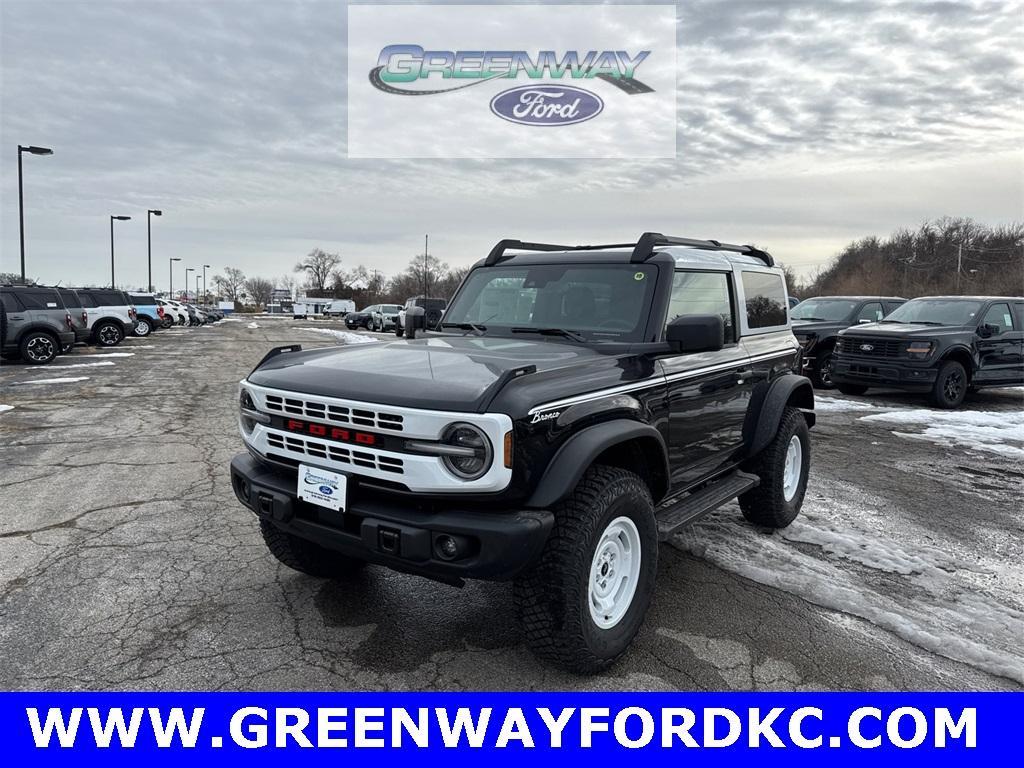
[1,318,1021,691]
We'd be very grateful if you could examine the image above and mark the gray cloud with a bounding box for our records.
[1,0,1021,288]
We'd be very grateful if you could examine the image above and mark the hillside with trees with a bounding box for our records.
[790,218,1024,299]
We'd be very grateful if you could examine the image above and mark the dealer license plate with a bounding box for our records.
[297,464,347,512]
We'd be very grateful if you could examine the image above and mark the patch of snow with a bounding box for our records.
[859,409,1024,458]
[246,322,260,329]
[670,480,1024,684]
[0,404,13,414]
[12,377,90,385]
[38,361,116,370]
[299,327,377,345]
[120,343,155,348]
[84,352,135,358]
[814,397,883,413]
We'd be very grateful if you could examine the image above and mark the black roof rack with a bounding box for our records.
[483,232,774,268]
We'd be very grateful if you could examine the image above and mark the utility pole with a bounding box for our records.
[423,234,429,297]
[956,243,962,294]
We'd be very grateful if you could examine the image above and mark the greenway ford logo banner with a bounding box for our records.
[348,5,676,158]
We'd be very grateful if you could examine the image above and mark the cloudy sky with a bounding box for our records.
[1,0,1021,292]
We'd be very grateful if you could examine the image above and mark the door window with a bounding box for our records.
[740,271,788,329]
[981,303,1014,334]
[666,271,735,343]
[856,302,884,323]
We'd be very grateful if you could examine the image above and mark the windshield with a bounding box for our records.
[791,299,857,322]
[442,263,658,341]
[884,299,983,326]
[382,305,401,312]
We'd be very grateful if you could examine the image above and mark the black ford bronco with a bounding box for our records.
[832,295,1024,408]
[230,233,815,671]
[791,295,906,387]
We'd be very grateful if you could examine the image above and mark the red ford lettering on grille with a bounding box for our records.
[285,419,376,446]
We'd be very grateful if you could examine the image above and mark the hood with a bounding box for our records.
[839,322,968,339]
[791,319,849,334]
[246,335,625,413]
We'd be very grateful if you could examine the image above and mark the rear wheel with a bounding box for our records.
[837,383,868,396]
[395,324,404,337]
[19,331,59,364]
[929,360,967,409]
[161,316,174,329]
[739,406,810,528]
[514,465,657,673]
[134,317,153,336]
[94,321,124,347]
[259,519,366,578]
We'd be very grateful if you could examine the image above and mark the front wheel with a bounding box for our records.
[395,325,404,337]
[814,353,836,389]
[739,406,810,528]
[259,520,367,578]
[514,465,657,673]
[929,360,967,409]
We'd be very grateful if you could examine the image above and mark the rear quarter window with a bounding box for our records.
[16,289,63,310]
[2,292,22,312]
[740,271,788,329]
[58,289,82,308]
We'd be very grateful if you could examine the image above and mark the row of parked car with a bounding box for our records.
[791,293,1024,408]
[343,297,448,336]
[0,283,225,365]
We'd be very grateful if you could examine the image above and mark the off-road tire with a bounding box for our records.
[94,321,124,347]
[739,406,810,528]
[395,325,404,337]
[837,383,868,396]
[514,465,658,673]
[814,352,836,389]
[929,360,967,409]
[259,519,367,578]
[19,330,59,364]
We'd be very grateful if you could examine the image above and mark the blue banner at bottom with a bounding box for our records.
[0,692,1018,766]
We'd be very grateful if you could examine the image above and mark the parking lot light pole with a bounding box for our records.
[196,275,201,307]
[17,145,54,282]
[110,215,131,288]
[169,257,181,298]
[203,264,211,304]
[147,209,162,292]
[185,268,195,302]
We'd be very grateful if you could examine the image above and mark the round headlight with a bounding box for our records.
[441,423,493,480]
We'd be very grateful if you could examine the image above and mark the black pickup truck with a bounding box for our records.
[230,233,816,671]
[832,296,1024,408]
[791,296,906,387]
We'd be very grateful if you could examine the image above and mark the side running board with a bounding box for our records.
[655,470,759,540]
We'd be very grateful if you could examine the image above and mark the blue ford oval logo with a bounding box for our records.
[490,85,604,127]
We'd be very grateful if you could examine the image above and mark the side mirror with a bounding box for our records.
[977,323,998,338]
[666,314,724,354]
[405,306,426,339]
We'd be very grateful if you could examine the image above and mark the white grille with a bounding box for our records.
[263,393,404,432]
[267,431,405,474]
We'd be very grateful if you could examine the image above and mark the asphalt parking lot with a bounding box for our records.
[1,317,1022,691]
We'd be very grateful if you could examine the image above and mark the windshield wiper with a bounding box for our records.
[441,321,486,336]
[511,327,586,342]
[794,317,826,322]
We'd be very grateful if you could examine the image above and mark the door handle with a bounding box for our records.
[734,367,752,385]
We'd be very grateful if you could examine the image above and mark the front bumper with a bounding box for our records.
[832,355,938,391]
[230,453,552,582]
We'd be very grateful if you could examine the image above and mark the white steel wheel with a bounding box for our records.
[588,515,642,630]
[782,435,802,502]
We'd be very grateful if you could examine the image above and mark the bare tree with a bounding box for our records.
[244,277,274,309]
[295,248,341,293]
[0,272,34,285]
[277,274,296,300]
[212,267,246,301]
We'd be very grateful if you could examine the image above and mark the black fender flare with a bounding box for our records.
[13,323,63,345]
[92,316,128,334]
[526,419,669,509]
[746,374,816,457]
[938,344,977,376]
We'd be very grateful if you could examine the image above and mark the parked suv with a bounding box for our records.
[832,295,1024,408]
[791,296,906,387]
[1,284,76,364]
[157,299,188,327]
[230,232,815,671]
[395,296,446,337]
[370,303,402,332]
[344,306,374,330]
[72,288,136,347]
[55,287,91,350]
[127,293,163,336]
